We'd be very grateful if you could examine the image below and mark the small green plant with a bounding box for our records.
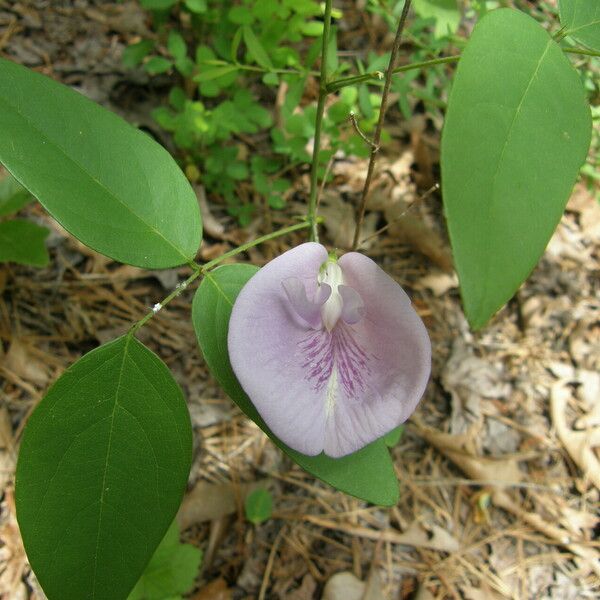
[0,173,49,267]
[124,0,381,225]
[128,520,202,600]
[244,487,273,525]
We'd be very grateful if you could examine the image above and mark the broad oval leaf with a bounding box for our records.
[0,58,201,268]
[558,0,600,51]
[16,335,193,600]
[441,9,591,329]
[192,264,399,506]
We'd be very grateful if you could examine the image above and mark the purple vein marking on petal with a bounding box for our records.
[297,324,376,401]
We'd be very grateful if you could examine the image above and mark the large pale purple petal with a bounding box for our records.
[338,285,365,325]
[326,251,431,457]
[228,243,431,458]
[228,242,329,455]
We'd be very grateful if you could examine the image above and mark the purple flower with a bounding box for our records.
[228,242,431,458]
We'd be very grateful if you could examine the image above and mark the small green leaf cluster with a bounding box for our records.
[244,487,273,525]
[128,520,202,600]
[124,0,383,225]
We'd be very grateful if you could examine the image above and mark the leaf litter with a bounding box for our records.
[0,2,599,599]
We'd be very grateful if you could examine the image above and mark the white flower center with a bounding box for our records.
[318,260,344,332]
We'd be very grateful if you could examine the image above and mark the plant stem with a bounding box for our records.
[202,221,310,271]
[129,221,311,334]
[326,45,598,94]
[307,0,333,243]
[563,46,600,58]
[327,54,460,93]
[201,59,319,77]
[130,268,203,334]
[351,0,412,251]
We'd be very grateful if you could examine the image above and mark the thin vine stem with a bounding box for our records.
[351,0,412,251]
[130,221,311,334]
[202,221,310,270]
[307,0,333,243]
[563,46,600,58]
[328,54,460,93]
[327,45,598,94]
[201,58,319,77]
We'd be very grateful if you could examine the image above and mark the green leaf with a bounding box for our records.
[441,9,591,329]
[0,58,201,269]
[231,27,243,62]
[184,0,207,14]
[383,425,404,448]
[128,521,202,600]
[300,21,324,36]
[123,40,155,68]
[262,72,279,86]
[144,56,172,74]
[175,56,195,78]
[228,5,254,25]
[0,220,49,266]
[0,172,32,217]
[168,31,187,62]
[242,26,273,70]
[169,87,187,111]
[192,265,399,506]
[15,335,193,600]
[413,0,460,38]
[244,488,273,525]
[193,65,239,82]
[140,0,178,9]
[558,0,600,51]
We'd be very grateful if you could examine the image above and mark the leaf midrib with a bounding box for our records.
[91,335,131,600]
[474,39,552,324]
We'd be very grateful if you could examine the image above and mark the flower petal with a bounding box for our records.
[338,284,365,325]
[228,243,431,458]
[282,277,330,329]
[228,243,329,455]
[325,251,431,456]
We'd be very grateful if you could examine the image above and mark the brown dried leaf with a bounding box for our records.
[0,408,15,496]
[191,578,233,600]
[413,421,523,485]
[4,339,48,386]
[284,573,317,600]
[177,480,269,529]
[550,380,600,490]
[195,184,225,240]
[386,214,453,271]
[0,489,27,598]
[362,568,386,600]
[419,271,458,297]
[320,194,377,249]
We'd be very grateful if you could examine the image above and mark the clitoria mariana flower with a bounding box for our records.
[228,243,431,458]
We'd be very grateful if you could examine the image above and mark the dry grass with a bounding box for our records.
[1,2,599,599]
